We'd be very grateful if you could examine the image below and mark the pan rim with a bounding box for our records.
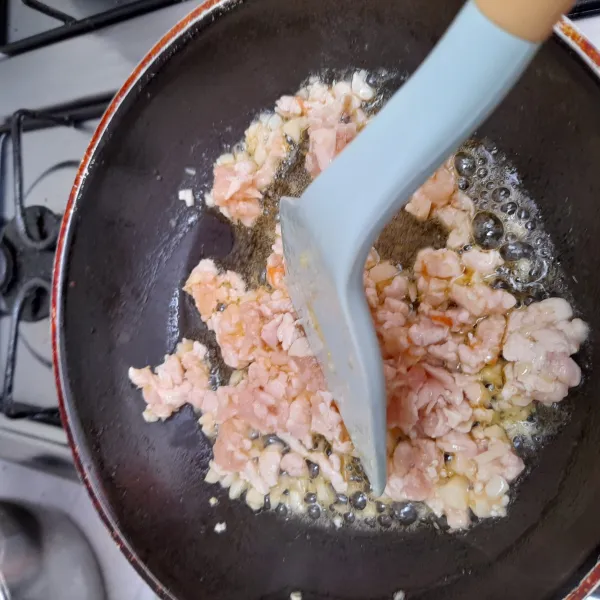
[51,2,238,598]
[50,4,600,599]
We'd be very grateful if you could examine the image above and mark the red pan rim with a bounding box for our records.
[50,5,600,599]
[50,1,234,597]
[555,19,600,600]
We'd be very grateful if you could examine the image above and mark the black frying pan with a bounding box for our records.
[52,1,600,598]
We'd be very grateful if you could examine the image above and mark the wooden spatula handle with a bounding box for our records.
[477,0,576,42]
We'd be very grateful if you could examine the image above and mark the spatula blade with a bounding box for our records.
[280,195,388,496]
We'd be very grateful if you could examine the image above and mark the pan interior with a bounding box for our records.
[57,0,600,598]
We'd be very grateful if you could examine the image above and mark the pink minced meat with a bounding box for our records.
[130,225,586,525]
[209,158,263,227]
[501,298,588,406]
[129,76,588,529]
[205,75,370,227]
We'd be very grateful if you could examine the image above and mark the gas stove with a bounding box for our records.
[0,0,599,477]
[1,2,600,599]
[0,0,209,476]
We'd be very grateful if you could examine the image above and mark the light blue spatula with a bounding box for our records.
[279,0,574,495]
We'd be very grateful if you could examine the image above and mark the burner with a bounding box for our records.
[0,206,60,321]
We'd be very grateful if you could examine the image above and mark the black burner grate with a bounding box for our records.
[1,0,599,58]
[0,0,184,56]
[0,96,111,426]
[570,0,600,18]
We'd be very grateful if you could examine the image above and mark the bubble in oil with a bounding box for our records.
[491,278,510,290]
[473,211,504,249]
[454,152,476,177]
[528,258,549,282]
[463,138,573,320]
[492,187,510,202]
[500,241,534,262]
[501,202,517,215]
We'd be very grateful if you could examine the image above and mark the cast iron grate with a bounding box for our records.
[0,96,111,426]
[0,0,184,56]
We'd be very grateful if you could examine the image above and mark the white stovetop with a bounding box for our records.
[578,13,600,41]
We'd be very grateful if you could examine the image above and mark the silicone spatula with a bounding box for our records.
[280,0,574,496]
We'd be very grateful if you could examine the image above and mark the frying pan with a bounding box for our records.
[51,1,600,599]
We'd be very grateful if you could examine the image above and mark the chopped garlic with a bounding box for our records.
[351,70,375,101]
[438,476,469,511]
[267,113,283,131]
[269,488,282,509]
[290,593,302,600]
[288,489,306,514]
[316,480,335,506]
[283,117,308,144]
[205,467,221,484]
[229,370,245,386]
[185,167,197,176]
[142,408,159,423]
[246,486,265,511]
[178,188,195,207]
[214,522,226,533]
[216,153,235,165]
[199,413,217,437]
[221,472,236,488]
[485,474,509,499]
[392,592,406,600]
[229,477,247,500]
[209,497,219,507]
